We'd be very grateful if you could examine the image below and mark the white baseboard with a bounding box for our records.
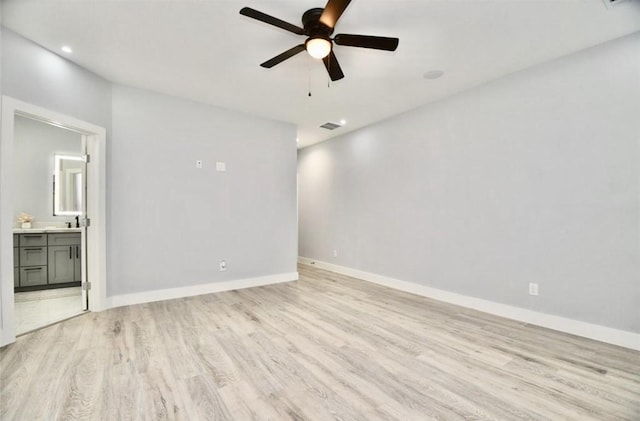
[108,272,298,309]
[298,257,640,351]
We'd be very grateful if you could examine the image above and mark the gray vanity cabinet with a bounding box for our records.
[13,231,82,289]
[48,233,81,284]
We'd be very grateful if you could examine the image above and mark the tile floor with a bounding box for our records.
[14,287,85,335]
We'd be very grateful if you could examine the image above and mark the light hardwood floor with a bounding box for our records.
[1,265,639,420]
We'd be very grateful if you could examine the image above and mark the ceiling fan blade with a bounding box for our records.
[334,34,399,51]
[240,7,305,35]
[319,0,352,29]
[322,51,345,81]
[260,44,306,68]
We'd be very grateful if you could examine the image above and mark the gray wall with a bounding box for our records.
[13,115,82,225]
[109,85,298,295]
[298,32,640,333]
[2,29,297,306]
[1,28,112,338]
[1,29,112,130]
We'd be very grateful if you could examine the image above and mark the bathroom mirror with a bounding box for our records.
[53,154,85,216]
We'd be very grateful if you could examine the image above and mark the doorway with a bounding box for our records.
[0,97,107,346]
[12,115,86,334]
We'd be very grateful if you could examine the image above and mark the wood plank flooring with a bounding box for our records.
[1,264,639,420]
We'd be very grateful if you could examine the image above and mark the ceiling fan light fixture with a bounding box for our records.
[306,37,332,59]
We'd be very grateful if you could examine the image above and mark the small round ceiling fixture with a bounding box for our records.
[305,37,331,59]
[424,69,444,80]
[61,45,73,54]
[339,119,346,125]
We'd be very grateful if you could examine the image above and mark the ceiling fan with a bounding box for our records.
[239,0,399,81]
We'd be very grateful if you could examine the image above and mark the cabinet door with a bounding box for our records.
[14,267,19,287]
[48,245,75,284]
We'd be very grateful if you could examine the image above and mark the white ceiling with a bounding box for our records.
[2,0,640,148]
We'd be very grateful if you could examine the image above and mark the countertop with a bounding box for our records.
[13,228,83,234]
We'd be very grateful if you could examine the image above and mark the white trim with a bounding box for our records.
[0,97,107,347]
[108,272,299,309]
[298,257,640,351]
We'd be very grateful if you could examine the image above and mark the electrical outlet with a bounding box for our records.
[332,249,338,258]
[219,260,227,272]
[196,160,203,169]
[529,283,539,296]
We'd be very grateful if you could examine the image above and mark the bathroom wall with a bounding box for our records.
[13,115,83,227]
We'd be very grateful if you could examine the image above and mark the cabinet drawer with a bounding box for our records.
[13,234,19,247]
[14,267,19,288]
[20,247,48,266]
[20,234,47,247]
[20,266,48,286]
[14,247,19,268]
[48,233,81,246]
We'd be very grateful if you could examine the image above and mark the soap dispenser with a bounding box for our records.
[67,222,72,229]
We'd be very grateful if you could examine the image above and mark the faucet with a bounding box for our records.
[75,216,80,228]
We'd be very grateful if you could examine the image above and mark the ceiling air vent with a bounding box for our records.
[320,122,342,130]
[603,0,630,8]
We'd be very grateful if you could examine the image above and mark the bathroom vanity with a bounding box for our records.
[13,229,82,291]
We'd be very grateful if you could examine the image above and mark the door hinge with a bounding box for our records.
[83,154,91,163]
[82,217,91,227]
[82,282,92,291]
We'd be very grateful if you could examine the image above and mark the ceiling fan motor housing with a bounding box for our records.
[302,8,334,39]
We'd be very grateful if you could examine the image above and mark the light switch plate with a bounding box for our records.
[196,160,203,169]
[216,162,226,172]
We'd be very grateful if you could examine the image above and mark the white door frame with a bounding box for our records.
[0,96,107,346]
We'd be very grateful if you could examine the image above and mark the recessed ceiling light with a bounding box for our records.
[340,119,347,125]
[424,70,444,80]
[61,46,73,54]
